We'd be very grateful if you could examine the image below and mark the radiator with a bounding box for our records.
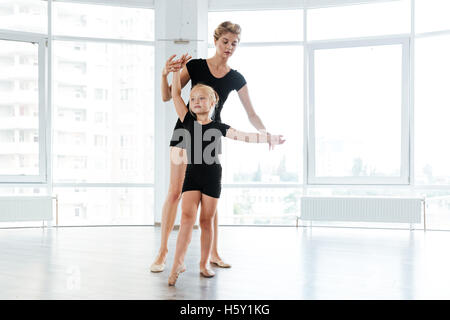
[0,196,53,222]
[300,196,423,224]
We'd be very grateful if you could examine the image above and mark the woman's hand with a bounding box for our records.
[178,53,192,69]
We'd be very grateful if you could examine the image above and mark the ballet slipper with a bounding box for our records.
[200,267,216,278]
[150,253,167,273]
[150,261,166,273]
[210,258,231,268]
[168,264,186,286]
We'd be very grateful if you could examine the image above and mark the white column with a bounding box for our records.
[154,0,208,225]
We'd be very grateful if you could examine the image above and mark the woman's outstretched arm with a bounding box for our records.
[171,69,188,122]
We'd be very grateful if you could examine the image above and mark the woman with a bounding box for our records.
[151,21,274,272]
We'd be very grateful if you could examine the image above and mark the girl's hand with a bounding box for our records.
[162,53,192,76]
[259,129,285,150]
[267,133,285,150]
[162,54,182,76]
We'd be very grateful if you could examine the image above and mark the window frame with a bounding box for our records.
[307,36,411,185]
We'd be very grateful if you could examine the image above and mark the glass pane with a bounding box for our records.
[53,41,154,183]
[416,0,450,33]
[0,0,47,34]
[415,35,450,185]
[313,44,403,178]
[0,40,40,176]
[308,0,410,40]
[53,187,153,226]
[208,10,303,43]
[208,46,303,184]
[53,2,154,41]
[218,188,299,225]
[419,190,450,230]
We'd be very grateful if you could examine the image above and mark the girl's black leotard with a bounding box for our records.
[180,111,230,199]
[170,58,246,148]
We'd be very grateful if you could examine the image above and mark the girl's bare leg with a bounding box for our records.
[168,191,201,285]
[210,208,231,268]
[151,147,187,271]
[199,195,219,276]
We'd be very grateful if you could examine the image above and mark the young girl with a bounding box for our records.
[167,62,285,286]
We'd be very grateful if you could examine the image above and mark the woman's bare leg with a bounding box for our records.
[151,147,186,271]
[210,208,231,268]
[199,195,219,276]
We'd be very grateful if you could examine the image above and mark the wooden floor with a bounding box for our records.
[1,225,450,300]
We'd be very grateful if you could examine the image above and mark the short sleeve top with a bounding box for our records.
[181,111,230,165]
[186,58,247,122]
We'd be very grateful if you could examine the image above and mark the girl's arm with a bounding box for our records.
[225,128,285,146]
[171,68,188,122]
[161,54,191,102]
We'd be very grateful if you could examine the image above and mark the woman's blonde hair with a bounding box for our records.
[189,84,219,116]
[214,21,241,42]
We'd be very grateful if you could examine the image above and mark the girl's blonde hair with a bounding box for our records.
[214,21,241,42]
[189,84,219,117]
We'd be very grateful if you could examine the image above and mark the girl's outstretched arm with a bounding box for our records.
[225,128,285,146]
[171,68,188,122]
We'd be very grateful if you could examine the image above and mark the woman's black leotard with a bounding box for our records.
[180,111,230,199]
[170,58,246,149]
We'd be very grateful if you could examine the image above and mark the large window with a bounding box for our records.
[2,1,450,230]
[0,35,46,183]
[52,2,155,226]
[308,38,410,184]
[413,0,450,230]
[414,35,450,185]
[52,41,154,184]
[0,0,155,227]
[207,0,450,229]
[0,0,49,228]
